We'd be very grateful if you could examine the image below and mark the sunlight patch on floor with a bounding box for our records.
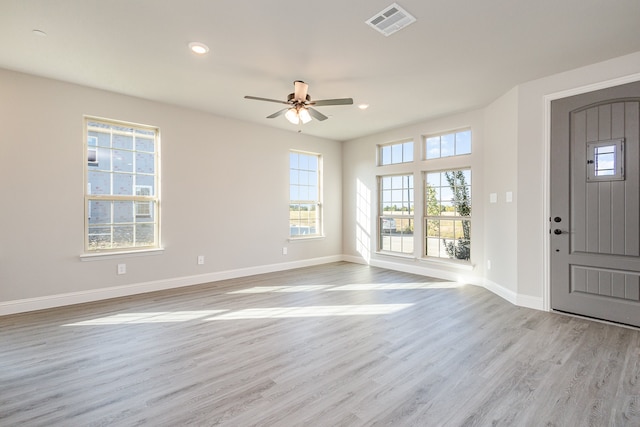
[204,304,413,320]
[63,310,226,326]
[228,285,333,294]
[229,281,462,294]
[328,282,462,291]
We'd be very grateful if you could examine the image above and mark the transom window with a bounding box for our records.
[290,151,322,238]
[379,140,414,165]
[378,174,414,255]
[85,118,160,252]
[424,169,471,261]
[425,129,471,159]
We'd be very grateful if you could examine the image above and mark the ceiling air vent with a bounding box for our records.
[366,3,416,37]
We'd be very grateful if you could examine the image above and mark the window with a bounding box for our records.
[379,174,414,255]
[135,185,152,218]
[425,129,471,159]
[425,169,471,261]
[379,140,413,165]
[290,151,322,238]
[85,118,159,252]
[586,139,625,181]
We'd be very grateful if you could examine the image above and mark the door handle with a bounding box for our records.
[553,229,567,235]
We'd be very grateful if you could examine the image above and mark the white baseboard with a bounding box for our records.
[346,254,545,311]
[0,255,343,316]
[0,254,545,316]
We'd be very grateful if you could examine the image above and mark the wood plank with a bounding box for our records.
[625,102,640,256]
[2,262,640,426]
[572,110,587,252]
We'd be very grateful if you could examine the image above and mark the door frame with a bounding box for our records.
[543,73,640,311]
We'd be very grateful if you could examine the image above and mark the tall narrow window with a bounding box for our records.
[290,151,322,238]
[85,118,160,252]
[378,174,414,255]
[425,169,471,261]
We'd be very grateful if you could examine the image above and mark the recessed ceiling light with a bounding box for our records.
[188,42,209,55]
[32,29,47,37]
[358,104,369,110]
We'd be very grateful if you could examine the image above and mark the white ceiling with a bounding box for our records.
[1,0,639,141]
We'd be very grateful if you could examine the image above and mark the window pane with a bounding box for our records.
[426,219,440,237]
[135,224,155,246]
[135,137,155,152]
[426,237,442,257]
[113,134,133,150]
[113,225,134,248]
[114,201,134,223]
[381,145,391,165]
[88,200,111,225]
[88,171,111,195]
[299,154,309,170]
[381,176,392,190]
[391,144,402,164]
[403,142,414,162]
[441,134,454,157]
[88,226,112,250]
[112,149,133,172]
[426,137,440,159]
[113,174,134,195]
[136,152,155,174]
[455,130,471,155]
[426,172,440,187]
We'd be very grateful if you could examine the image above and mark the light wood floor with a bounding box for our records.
[2,262,640,426]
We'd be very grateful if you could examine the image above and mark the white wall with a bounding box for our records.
[483,87,519,295]
[0,69,343,313]
[3,51,639,315]
[342,110,486,284]
[342,51,640,311]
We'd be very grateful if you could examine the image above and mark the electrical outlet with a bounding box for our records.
[282,247,288,255]
[197,255,205,265]
[117,263,126,275]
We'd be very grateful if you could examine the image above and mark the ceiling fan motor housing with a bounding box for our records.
[288,93,311,104]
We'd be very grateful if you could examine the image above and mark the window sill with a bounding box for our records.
[288,235,325,243]
[419,257,475,271]
[80,247,165,262]
[376,251,416,260]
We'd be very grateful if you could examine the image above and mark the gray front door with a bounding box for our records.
[551,80,640,327]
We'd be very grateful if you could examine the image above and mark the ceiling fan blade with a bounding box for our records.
[308,107,328,121]
[244,95,289,105]
[311,98,354,106]
[294,81,309,102]
[266,108,289,119]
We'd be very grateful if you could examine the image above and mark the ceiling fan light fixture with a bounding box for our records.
[299,108,312,124]
[285,108,300,124]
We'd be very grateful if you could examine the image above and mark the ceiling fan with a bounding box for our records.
[244,81,353,125]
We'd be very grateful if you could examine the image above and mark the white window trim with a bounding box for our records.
[377,174,415,256]
[423,168,472,263]
[378,139,414,166]
[84,117,161,254]
[289,150,323,239]
[423,128,472,160]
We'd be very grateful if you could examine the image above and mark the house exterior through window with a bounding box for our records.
[289,151,322,238]
[85,118,160,252]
